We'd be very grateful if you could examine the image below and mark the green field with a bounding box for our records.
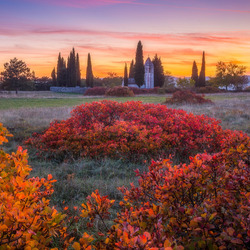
[0,96,170,110]
[1,92,250,110]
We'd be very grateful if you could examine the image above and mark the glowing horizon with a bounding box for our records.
[1,0,250,78]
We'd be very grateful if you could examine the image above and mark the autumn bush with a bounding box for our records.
[166,90,213,104]
[1,118,250,249]
[76,140,249,249]
[129,87,159,95]
[84,87,107,96]
[105,86,134,97]
[25,100,233,162]
[244,86,250,92]
[0,123,67,248]
[196,86,222,93]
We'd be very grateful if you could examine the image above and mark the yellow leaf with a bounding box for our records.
[72,242,81,250]
[164,239,172,247]
[201,213,207,218]
[209,212,217,221]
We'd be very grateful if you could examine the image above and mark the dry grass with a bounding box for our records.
[168,95,250,134]
[0,106,72,128]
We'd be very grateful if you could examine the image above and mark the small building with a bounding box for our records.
[142,57,154,89]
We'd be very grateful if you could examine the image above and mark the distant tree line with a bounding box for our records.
[53,48,81,87]
[0,44,248,92]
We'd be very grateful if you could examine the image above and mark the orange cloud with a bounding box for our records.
[0,27,250,77]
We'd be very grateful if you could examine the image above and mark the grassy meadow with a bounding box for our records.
[0,91,249,220]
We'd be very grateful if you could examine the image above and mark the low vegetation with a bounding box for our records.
[105,86,134,97]
[26,100,229,162]
[0,124,66,248]
[165,90,213,104]
[84,87,107,96]
[1,107,249,248]
[0,93,249,248]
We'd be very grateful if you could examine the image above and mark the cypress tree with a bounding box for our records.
[76,53,81,86]
[86,53,94,88]
[134,41,144,88]
[129,59,135,79]
[68,48,76,87]
[66,56,70,86]
[56,53,62,86]
[60,57,67,87]
[191,60,199,87]
[51,67,56,85]
[198,51,206,87]
[56,53,67,86]
[124,63,128,86]
[152,54,165,87]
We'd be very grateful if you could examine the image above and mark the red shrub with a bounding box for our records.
[26,101,247,163]
[2,122,250,249]
[196,86,222,93]
[105,86,134,97]
[129,87,159,95]
[84,87,107,96]
[166,90,213,104]
[76,142,250,249]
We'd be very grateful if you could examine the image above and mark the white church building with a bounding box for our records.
[143,57,154,88]
[122,57,154,88]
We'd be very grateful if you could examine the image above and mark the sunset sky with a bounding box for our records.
[1,0,250,78]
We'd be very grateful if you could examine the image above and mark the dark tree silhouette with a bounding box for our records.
[57,53,67,86]
[68,48,77,87]
[1,57,34,93]
[152,54,165,87]
[86,53,94,88]
[55,48,81,87]
[212,61,248,90]
[134,41,144,88]
[191,60,199,87]
[198,51,206,87]
[129,59,135,78]
[51,67,56,85]
[76,53,81,86]
[124,63,128,86]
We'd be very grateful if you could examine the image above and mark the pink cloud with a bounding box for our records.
[23,0,156,8]
[22,0,250,12]
[170,5,250,14]
[2,26,246,47]
[29,28,250,47]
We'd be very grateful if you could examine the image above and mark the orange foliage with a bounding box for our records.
[0,124,66,249]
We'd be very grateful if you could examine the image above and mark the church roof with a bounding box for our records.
[145,57,153,66]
